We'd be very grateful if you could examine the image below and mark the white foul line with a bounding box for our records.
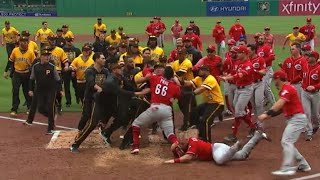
[0,115,77,130]
[290,173,320,180]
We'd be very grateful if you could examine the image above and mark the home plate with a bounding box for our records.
[46,130,106,149]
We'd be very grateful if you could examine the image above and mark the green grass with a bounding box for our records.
[1,16,320,35]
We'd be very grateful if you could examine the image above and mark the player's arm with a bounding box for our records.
[93,25,96,37]
[192,58,204,72]
[197,37,203,52]
[1,31,5,46]
[35,30,39,42]
[258,98,285,121]
[164,154,194,164]
[257,58,267,75]
[135,73,152,84]
[282,36,289,49]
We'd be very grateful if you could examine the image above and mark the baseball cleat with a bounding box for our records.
[70,145,79,153]
[224,134,238,143]
[100,132,112,146]
[224,110,233,116]
[271,169,296,176]
[297,164,311,172]
[256,130,272,142]
[22,121,32,126]
[305,135,312,141]
[10,111,17,117]
[46,130,55,135]
[131,148,139,155]
[313,127,319,135]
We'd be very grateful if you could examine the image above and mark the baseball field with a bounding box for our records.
[0,16,320,179]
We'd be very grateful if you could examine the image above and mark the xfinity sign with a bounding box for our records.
[279,0,320,15]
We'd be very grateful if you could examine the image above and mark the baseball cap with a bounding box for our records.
[149,36,157,41]
[217,20,221,24]
[227,39,237,45]
[21,30,30,37]
[121,34,129,39]
[129,40,139,47]
[175,19,179,23]
[293,26,299,29]
[5,21,10,25]
[109,63,122,70]
[182,37,192,42]
[110,29,116,33]
[65,37,73,42]
[307,17,312,22]
[199,64,211,71]
[62,24,68,28]
[236,45,248,54]
[302,44,311,51]
[100,30,107,34]
[97,17,102,20]
[207,45,216,51]
[56,28,63,32]
[40,49,52,55]
[254,32,262,38]
[187,26,193,30]
[119,42,128,48]
[264,27,270,30]
[190,20,194,23]
[153,16,158,20]
[306,51,319,59]
[19,36,29,41]
[230,46,238,53]
[273,70,287,79]
[118,26,123,30]
[150,20,154,23]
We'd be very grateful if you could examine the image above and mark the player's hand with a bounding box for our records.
[60,91,65,97]
[278,63,283,68]
[307,86,315,91]
[1,42,4,46]
[71,72,75,77]
[96,86,102,93]
[63,66,69,72]
[3,72,8,79]
[164,159,175,164]
[28,91,34,97]
[258,113,268,121]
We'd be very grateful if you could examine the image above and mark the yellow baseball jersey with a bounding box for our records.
[191,75,224,104]
[36,28,54,43]
[172,59,194,80]
[2,27,19,43]
[150,47,164,62]
[286,33,306,46]
[119,52,143,66]
[105,35,121,45]
[79,52,94,59]
[50,47,68,71]
[28,41,38,53]
[116,32,126,38]
[94,23,107,37]
[70,56,94,81]
[62,31,74,39]
[9,47,36,72]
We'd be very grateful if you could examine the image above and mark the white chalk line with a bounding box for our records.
[0,115,77,130]
[290,173,320,180]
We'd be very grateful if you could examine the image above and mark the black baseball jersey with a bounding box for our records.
[84,65,109,98]
[63,45,81,63]
[55,37,66,48]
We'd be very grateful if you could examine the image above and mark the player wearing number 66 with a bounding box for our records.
[131,65,181,154]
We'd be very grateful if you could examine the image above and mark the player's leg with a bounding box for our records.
[263,67,275,105]
[21,73,32,111]
[190,103,206,129]
[46,90,57,133]
[178,87,195,130]
[25,91,39,124]
[311,92,320,135]
[71,76,79,103]
[77,83,86,105]
[301,90,312,140]
[172,37,176,48]
[212,142,241,165]
[158,105,178,144]
[11,72,22,114]
[228,83,236,111]
[254,81,265,117]
[310,39,315,50]
[223,82,233,116]
[219,41,225,60]
[62,71,72,106]
[292,83,302,100]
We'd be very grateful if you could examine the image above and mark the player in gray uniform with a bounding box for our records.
[258,70,311,176]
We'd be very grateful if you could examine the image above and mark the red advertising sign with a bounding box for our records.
[279,0,320,16]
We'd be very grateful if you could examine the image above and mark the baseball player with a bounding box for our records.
[181,65,224,142]
[258,70,311,176]
[3,36,36,116]
[212,20,226,58]
[119,39,143,68]
[220,45,257,142]
[61,25,74,39]
[70,63,146,153]
[147,36,165,61]
[228,19,246,42]
[2,21,19,58]
[165,130,270,164]
[157,17,166,48]
[248,44,266,123]
[298,51,320,141]
[77,52,109,131]
[299,18,316,50]
[93,17,107,41]
[23,48,62,134]
[256,35,276,106]
[116,26,126,39]
[55,28,66,48]
[172,48,195,130]
[93,33,109,53]
[184,20,200,36]
[69,44,95,105]
[281,43,307,99]
[170,19,183,48]
[131,66,181,154]
[183,37,202,66]
[104,45,120,67]
[263,27,274,49]
[35,21,54,49]
[20,31,38,57]
[301,44,312,58]
[145,20,154,37]
[182,27,203,52]
[105,29,121,45]
[282,26,306,49]
[168,38,183,63]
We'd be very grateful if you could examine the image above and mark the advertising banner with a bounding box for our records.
[0,12,57,17]
[206,1,249,16]
[279,0,320,16]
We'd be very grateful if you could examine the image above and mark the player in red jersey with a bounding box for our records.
[145,20,154,37]
[281,43,308,98]
[193,45,222,84]
[263,27,274,49]
[212,20,226,57]
[168,38,183,63]
[228,19,246,42]
[182,26,203,52]
[131,66,181,154]
[171,19,183,48]
[299,17,316,50]
[258,70,311,176]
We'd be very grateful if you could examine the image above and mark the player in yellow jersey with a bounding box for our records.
[171,48,195,131]
[119,40,143,69]
[62,25,74,39]
[2,21,19,58]
[93,17,107,41]
[282,26,306,49]
[3,36,36,116]
[147,36,164,62]
[105,29,121,45]
[35,21,54,49]
[69,45,94,104]
[116,26,126,38]
[182,64,224,142]
[20,31,38,56]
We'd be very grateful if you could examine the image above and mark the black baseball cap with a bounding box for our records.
[56,28,63,32]
[21,30,30,37]
[5,21,10,25]
[40,49,52,55]
[62,25,68,28]
[118,26,123,30]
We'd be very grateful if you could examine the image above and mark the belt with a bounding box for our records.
[254,79,262,83]
[237,84,251,89]
[77,80,86,83]
[15,69,29,73]
[304,89,319,93]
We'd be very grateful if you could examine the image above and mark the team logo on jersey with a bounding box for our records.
[281,90,289,96]
[46,70,50,75]
[258,51,265,57]
[294,64,302,70]
[245,66,251,70]
[253,63,260,69]
[311,74,318,80]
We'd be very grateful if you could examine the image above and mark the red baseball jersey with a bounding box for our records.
[301,63,320,90]
[279,83,304,117]
[171,24,183,39]
[257,43,275,67]
[168,48,178,62]
[250,55,266,82]
[299,24,316,41]
[193,55,222,81]
[145,24,154,36]
[223,53,237,84]
[142,67,153,76]
[233,59,253,87]
[182,33,203,51]
[149,75,181,106]
[212,25,225,44]
[228,24,246,41]
[282,56,307,83]
[263,33,274,47]
[186,138,213,161]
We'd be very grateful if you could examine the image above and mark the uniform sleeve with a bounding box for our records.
[197,36,203,52]
[192,57,204,71]
[259,57,266,70]
[190,76,201,89]
[279,89,290,102]
[49,29,54,36]
[300,34,306,41]
[285,34,291,39]
[228,26,233,37]
[168,50,176,62]
[264,46,275,65]
[36,29,40,36]
[29,65,36,91]
[174,85,181,99]
[60,50,68,63]
[70,59,77,69]
[186,138,198,156]
[53,68,62,92]
[29,51,36,64]
[233,64,253,80]
[202,76,217,90]
[179,60,192,73]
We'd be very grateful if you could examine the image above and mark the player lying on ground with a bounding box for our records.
[164,130,271,164]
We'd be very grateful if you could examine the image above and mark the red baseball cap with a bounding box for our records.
[302,44,311,51]
[230,46,238,53]
[207,45,216,51]
[306,51,319,59]
[254,32,262,38]
[307,17,312,22]
[187,26,193,30]
[236,45,248,54]
[273,70,287,79]
[227,39,236,45]
[175,19,179,23]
